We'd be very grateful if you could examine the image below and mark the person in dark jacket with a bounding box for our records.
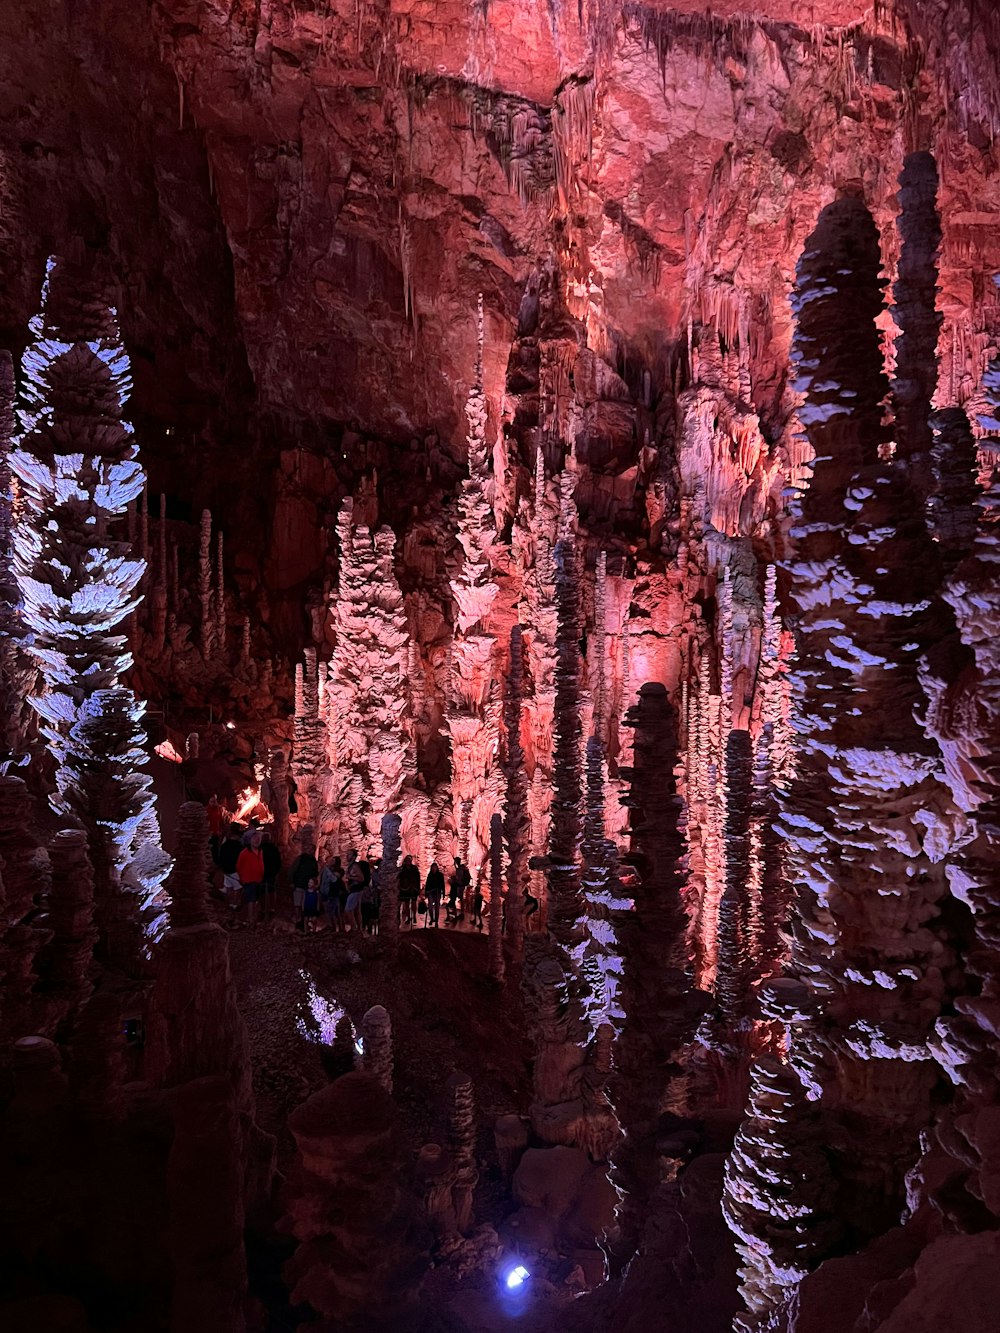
[290,843,319,931]
[261,831,281,922]
[399,855,420,927]
[424,862,445,928]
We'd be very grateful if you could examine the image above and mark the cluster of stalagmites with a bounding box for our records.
[718,158,1000,1332]
[0,256,273,1333]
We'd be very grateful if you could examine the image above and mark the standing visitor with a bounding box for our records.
[320,857,345,933]
[236,831,265,927]
[399,854,420,927]
[471,872,485,931]
[344,850,365,933]
[261,830,281,921]
[206,794,224,865]
[447,856,471,925]
[362,858,381,935]
[290,841,319,932]
[219,824,243,920]
[425,861,445,928]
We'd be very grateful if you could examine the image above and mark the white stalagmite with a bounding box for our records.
[324,498,413,851]
[445,294,503,875]
[9,253,170,965]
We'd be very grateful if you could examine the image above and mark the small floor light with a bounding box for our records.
[505,1264,530,1291]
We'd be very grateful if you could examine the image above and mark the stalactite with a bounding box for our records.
[380,813,401,954]
[360,1003,393,1094]
[610,683,704,1270]
[198,508,213,659]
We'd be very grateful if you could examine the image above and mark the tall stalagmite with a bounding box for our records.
[445,295,502,876]
[9,254,169,967]
[611,683,703,1269]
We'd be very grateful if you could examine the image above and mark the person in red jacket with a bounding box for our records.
[236,831,265,927]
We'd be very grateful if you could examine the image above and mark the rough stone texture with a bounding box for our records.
[282,1072,427,1326]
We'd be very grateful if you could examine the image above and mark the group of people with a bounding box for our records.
[205,796,539,934]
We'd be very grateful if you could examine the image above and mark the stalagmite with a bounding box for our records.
[9,255,170,970]
[198,508,213,659]
[446,1070,478,1234]
[546,532,585,948]
[323,502,413,850]
[723,1053,842,1329]
[730,197,956,1324]
[360,1003,393,1094]
[716,728,753,1027]
[0,349,33,763]
[166,801,212,930]
[610,683,704,1269]
[503,625,529,959]
[445,295,502,876]
[45,828,97,1019]
[488,811,504,982]
[214,528,225,654]
[379,812,401,952]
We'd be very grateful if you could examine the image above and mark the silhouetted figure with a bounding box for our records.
[425,862,445,928]
[399,855,420,926]
[261,830,281,921]
[206,793,223,864]
[236,831,265,927]
[472,875,485,931]
[291,844,319,931]
[321,857,345,933]
[523,888,539,930]
[344,850,365,933]
[447,856,471,925]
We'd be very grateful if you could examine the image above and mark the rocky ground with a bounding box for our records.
[223,897,595,1331]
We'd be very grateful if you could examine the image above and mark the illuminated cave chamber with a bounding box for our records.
[2,3,1000,1333]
